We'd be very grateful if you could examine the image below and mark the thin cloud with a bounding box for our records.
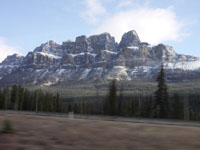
[117,0,133,9]
[0,37,20,63]
[81,0,107,25]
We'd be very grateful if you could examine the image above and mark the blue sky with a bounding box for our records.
[0,0,199,61]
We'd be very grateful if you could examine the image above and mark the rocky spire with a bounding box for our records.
[119,30,141,48]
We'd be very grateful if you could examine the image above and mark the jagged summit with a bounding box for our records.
[1,54,24,65]
[120,30,141,48]
[0,30,200,85]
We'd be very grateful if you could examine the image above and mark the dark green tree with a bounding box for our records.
[11,85,18,109]
[55,92,62,112]
[106,80,117,116]
[2,87,9,110]
[117,86,123,115]
[23,89,31,110]
[0,89,3,109]
[14,85,24,110]
[18,86,24,110]
[154,64,169,118]
[171,93,184,119]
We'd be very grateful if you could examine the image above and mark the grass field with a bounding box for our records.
[0,113,200,150]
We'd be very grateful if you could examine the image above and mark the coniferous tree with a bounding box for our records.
[0,89,3,109]
[117,86,123,115]
[171,93,183,119]
[14,85,24,110]
[10,85,18,109]
[154,64,169,118]
[38,90,45,112]
[107,80,117,115]
[23,89,30,110]
[2,87,9,110]
[55,92,62,112]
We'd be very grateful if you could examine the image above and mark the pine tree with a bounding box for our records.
[171,93,183,119]
[107,80,117,115]
[55,92,62,112]
[2,87,9,110]
[11,85,18,109]
[154,64,169,118]
[38,90,44,112]
[0,89,3,109]
[117,86,123,115]
[23,89,31,110]
[14,85,25,110]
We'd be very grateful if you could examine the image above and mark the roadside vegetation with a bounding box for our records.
[1,120,14,134]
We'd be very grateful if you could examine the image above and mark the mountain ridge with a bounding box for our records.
[0,30,200,86]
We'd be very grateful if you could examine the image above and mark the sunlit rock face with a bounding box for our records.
[1,30,200,86]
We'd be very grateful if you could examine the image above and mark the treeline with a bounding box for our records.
[63,65,200,121]
[0,85,62,112]
[1,65,200,121]
[63,86,200,121]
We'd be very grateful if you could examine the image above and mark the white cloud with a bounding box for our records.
[92,6,185,44]
[0,37,20,62]
[117,0,133,9]
[82,0,107,25]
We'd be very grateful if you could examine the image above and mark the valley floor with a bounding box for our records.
[0,112,200,150]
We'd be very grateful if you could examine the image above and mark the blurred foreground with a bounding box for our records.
[0,113,200,150]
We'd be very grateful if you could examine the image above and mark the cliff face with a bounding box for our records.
[1,30,200,86]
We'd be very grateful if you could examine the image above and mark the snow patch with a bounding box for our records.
[102,50,117,54]
[127,46,139,50]
[33,79,37,84]
[79,68,91,80]
[37,52,61,59]
[165,61,200,70]
[0,65,17,68]
[87,52,97,57]
[56,69,66,75]
[106,66,130,80]
[130,66,153,74]
[95,67,103,70]
[42,78,59,86]
[70,53,85,58]
[70,52,97,58]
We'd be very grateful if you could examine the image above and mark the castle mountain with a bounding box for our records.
[1,30,200,86]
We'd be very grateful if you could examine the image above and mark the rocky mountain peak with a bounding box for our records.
[75,35,87,43]
[89,32,113,40]
[13,53,23,58]
[0,29,200,85]
[120,30,141,48]
[0,53,24,80]
[75,35,89,53]
[1,53,24,65]
[33,40,61,54]
[46,40,58,45]
[151,44,176,61]
[88,32,117,52]
[32,40,64,58]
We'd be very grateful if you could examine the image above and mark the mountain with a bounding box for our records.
[1,30,200,86]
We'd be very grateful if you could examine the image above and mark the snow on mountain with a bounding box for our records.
[36,52,62,59]
[79,68,92,80]
[0,30,200,85]
[165,61,200,71]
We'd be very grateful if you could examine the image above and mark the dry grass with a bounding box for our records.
[0,114,200,150]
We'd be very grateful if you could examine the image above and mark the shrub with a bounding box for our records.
[2,120,14,134]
